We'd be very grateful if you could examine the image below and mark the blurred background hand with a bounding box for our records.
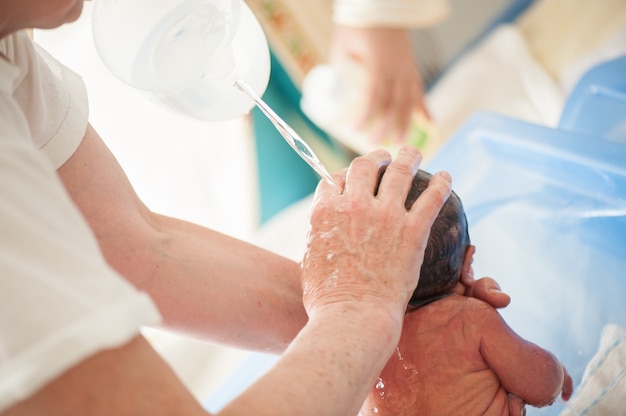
[329,24,430,144]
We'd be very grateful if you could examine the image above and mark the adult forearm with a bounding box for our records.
[219,306,401,416]
[1,336,209,416]
[0,307,395,416]
[139,213,307,352]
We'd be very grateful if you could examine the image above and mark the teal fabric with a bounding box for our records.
[252,53,342,224]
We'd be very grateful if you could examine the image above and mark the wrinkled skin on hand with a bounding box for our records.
[301,146,451,322]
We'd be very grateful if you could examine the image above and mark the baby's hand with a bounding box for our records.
[561,367,574,401]
[464,277,511,309]
[507,393,526,416]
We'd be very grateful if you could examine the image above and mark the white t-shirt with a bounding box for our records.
[0,31,161,412]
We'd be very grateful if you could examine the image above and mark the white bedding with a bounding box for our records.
[427,24,565,142]
[559,324,626,416]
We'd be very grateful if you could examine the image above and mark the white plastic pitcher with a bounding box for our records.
[92,0,271,121]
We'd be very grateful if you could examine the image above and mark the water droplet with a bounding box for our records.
[325,272,339,288]
[375,378,385,389]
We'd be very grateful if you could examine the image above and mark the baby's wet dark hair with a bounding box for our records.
[404,170,470,307]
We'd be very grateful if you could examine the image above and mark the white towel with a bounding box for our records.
[559,324,626,416]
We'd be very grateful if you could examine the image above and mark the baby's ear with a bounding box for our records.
[460,245,476,286]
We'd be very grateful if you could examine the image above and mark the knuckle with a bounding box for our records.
[342,191,368,214]
[352,150,391,169]
[399,144,421,157]
[385,159,415,177]
[309,199,334,222]
[350,156,375,171]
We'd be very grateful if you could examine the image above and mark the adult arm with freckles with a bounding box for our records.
[478,302,574,407]
[57,124,306,353]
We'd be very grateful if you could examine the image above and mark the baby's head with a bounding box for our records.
[405,170,470,307]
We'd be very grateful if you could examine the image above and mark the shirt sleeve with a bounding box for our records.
[332,0,451,28]
[9,30,89,170]
[0,99,162,412]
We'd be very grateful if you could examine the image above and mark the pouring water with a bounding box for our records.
[233,79,338,188]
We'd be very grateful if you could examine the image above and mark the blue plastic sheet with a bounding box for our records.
[559,55,626,142]
[425,111,626,415]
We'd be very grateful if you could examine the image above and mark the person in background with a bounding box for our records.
[360,170,573,416]
[250,0,448,144]
[329,0,450,142]
[0,1,512,415]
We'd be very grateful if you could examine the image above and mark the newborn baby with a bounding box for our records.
[360,170,573,415]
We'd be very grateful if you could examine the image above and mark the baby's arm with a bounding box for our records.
[476,303,573,407]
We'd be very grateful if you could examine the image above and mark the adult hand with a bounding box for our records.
[302,146,451,323]
[329,25,429,143]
